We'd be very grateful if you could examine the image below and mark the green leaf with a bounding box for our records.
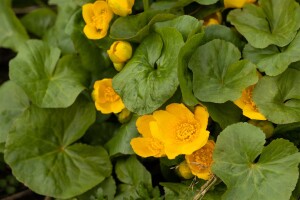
[161,182,196,199]
[253,67,300,124]
[243,31,300,76]
[189,39,258,103]
[115,156,152,187]
[105,115,139,157]
[66,9,111,74]
[202,25,246,50]
[178,33,204,106]
[212,123,300,200]
[110,11,175,43]
[153,15,202,41]
[4,98,112,199]
[113,28,185,114]
[273,122,300,146]
[21,8,56,38]
[69,176,116,200]
[9,40,88,108]
[0,81,30,143]
[194,0,218,5]
[43,0,76,54]
[202,101,242,129]
[0,0,29,51]
[227,0,300,48]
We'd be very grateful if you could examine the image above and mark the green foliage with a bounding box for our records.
[0,0,29,51]
[189,39,258,103]
[113,27,184,114]
[213,123,300,200]
[0,81,29,143]
[227,0,300,48]
[105,115,139,157]
[4,97,112,198]
[21,8,56,38]
[244,31,300,76]
[9,40,88,108]
[110,11,175,43]
[253,67,300,124]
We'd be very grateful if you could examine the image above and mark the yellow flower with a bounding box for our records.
[130,115,165,158]
[150,104,210,159]
[203,12,222,26]
[234,84,266,120]
[82,1,114,39]
[185,140,215,180]
[92,78,125,114]
[224,0,256,8]
[107,0,135,17]
[107,41,133,71]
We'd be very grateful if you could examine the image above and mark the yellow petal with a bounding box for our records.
[107,0,134,16]
[130,137,164,158]
[83,24,108,40]
[107,41,133,63]
[82,3,94,24]
[136,115,156,137]
[224,0,247,8]
[165,103,195,122]
[194,106,209,130]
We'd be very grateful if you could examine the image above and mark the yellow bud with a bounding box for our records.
[113,62,125,71]
[107,41,132,64]
[176,161,194,179]
[224,0,256,8]
[117,108,132,123]
[248,120,274,138]
[203,12,222,26]
[107,0,135,17]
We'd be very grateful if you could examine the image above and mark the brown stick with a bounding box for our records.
[2,189,32,200]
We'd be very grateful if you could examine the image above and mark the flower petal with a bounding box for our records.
[130,137,164,158]
[83,24,108,40]
[136,115,156,137]
[165,103,194,122]
[82,3,94,24]
[194,106,209,129]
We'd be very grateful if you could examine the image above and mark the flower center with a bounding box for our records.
[191,146,213,171]
[104,87,120,102]
[176,122,196,142]
[92,13,107,31]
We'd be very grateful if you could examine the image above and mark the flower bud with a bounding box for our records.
[107,41,132,69]
[107,0,135,17]
[248,120,274,138]
[224,0,256,8]
[176,161,194,179]
[203,12,222,26]
[117,108,132,123]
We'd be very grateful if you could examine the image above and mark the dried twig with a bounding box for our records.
[2,189,32,200]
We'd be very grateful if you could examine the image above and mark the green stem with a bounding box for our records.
[143,0,149,11]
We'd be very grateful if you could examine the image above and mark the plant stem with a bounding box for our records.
[2,189,32,200]
[143,0,149,11]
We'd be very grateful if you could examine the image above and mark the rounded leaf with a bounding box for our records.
[4,98,112,198]
[212,123,300,200]
[188,39,258,103]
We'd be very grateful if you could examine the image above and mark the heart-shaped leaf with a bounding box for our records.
[212,123,300,200]
[9,40,88,108]
[4,98,112,199]
[243,31,300,76]
[113,27,184,114]
[227,0,300,48]
[189,39,258,103]
[253,67,300,124]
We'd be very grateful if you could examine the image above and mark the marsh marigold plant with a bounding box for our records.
[92,78,125,114]
[131,103,210,159]
[82,0,114,39]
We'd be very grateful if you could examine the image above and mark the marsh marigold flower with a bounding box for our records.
[107,41,132,71]
[82,1,114,39]
[234,84,266,120]
[224,0,256,8]
[92,78,125,114]
[153,104,209,159]
[107,0,135,17]
[185,140,215,180]
[130,115,165,158]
